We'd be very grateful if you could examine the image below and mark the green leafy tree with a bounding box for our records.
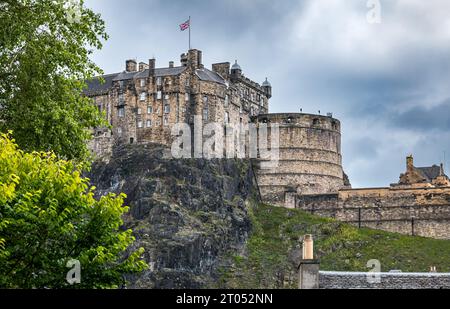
[0,134,147,289]
[0,0,108,161]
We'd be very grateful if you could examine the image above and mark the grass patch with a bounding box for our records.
[217,204,450,289]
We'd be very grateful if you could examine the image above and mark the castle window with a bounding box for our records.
[147,106,153,114]
[185,93,189,102]
[130,138,134,144]
[137,121,143,128]
[225,112,230,124]
[117,127,122,136]
[140,92,147,101]
[164,94,170,101]
[203,106,209,121]
[118,94,125,105]
[118,107,125,117]
[137,108,142,115]
[157,91,162,100]
[156,77,162,86]
[119,81,124,89]
[146,120,152,127]
[224,95,229,107]
[164,104,170,114]
[164,117,169,126]
[185,78,190,87]
[140,79,145,87]
[203,96,208,104]
[313,119,320,126]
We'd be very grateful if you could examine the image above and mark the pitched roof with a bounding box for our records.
[83,73,118,96]
[84,66,188,96]
[416,165,442,182]
[195,68,227,85]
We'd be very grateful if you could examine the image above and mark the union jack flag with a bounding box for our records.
[179,19,190,31]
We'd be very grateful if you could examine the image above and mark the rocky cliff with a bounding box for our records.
[88,144,259,288]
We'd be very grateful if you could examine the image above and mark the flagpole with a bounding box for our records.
[189,16,191,50]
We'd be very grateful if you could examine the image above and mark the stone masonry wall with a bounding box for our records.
[319,271,450,289]
[297,187,450,239]
[254,113,345,206]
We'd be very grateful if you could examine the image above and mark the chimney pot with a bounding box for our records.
[302,235,314,260]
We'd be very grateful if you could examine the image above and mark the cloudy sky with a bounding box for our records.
[85,0,450,188]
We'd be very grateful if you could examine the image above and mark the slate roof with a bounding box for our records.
[84,66,188,96]
[83,73,117,96]
[195,68,227,85]
[416,165,442,182]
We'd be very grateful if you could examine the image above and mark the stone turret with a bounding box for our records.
[262,77,272,99]
[230,60,242,81]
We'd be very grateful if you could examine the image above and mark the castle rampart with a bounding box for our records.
[297,186,450,239]
[252,113,345,205]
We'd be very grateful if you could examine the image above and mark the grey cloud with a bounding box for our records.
[390,99,450,132]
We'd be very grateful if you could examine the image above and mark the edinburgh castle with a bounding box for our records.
[85,49,450,240]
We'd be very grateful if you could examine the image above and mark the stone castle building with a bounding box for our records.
[85,48,450,239]
[85,49,271,151]
[85,49,348,203]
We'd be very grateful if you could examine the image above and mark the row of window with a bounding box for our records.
[137,105,170,115]
[118,105,172,118]
[137,118,169,128]
[138,92,192,102]
[137,77,190,88]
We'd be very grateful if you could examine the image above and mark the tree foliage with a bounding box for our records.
[0,134,147,289]
[0,0,108,161]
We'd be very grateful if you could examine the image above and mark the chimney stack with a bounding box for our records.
[407,155,414,173]
[126,59,137,72]
[298,235,320,289]
[302,235,314,260]
[180,53,188,67]
[187,49,203,69]
[149,58,156,76]
[139,62,149,72]
[169,61,174,68]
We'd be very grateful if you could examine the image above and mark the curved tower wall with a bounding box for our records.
[254,113,344,206]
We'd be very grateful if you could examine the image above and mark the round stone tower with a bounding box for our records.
[253,113,345,206]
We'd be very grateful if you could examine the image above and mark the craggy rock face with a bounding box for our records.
[88,144,258,288]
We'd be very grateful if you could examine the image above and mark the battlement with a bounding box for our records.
[254,113,341,132]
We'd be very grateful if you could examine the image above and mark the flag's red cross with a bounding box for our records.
[180,20,190,31]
